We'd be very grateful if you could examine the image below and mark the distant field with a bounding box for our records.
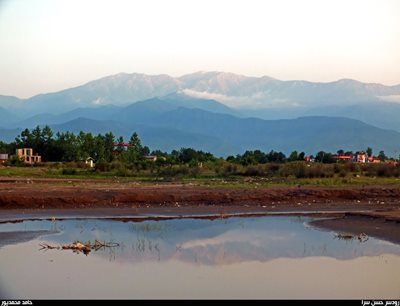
[0,164,399,187]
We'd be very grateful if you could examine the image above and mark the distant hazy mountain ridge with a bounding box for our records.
[1,72,400,156]
[2,71,400,113]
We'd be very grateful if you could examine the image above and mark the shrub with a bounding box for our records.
[279,162,306,178]
[64,162,77,168]
[114,167,129,177]
[267,163,280,175]
[110,160,125,170]
[376,164,390,177]
[95,159,109,172]
[76,161,89,169]
[344,162,356,172]
[62,168,77,175]
[222,163,237,176]
[160,165,189,177]
[244,166,261,176]
[5,155,24,166]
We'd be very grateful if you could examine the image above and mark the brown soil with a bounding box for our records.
[0,177,400,212]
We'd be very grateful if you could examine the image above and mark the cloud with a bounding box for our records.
[182,88,299,109]
[378,95,400,104]
[181,229,293,250]
[181,89,252,108]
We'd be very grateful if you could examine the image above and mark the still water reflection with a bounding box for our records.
[0,216,399,298]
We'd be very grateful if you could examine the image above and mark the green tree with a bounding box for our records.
[126,132,144,162]
[41,125,53,143]
[15,128,33,148]
[41,125,56,161]
[378,150,387,162]
[179,148,198,163]
[266,150,286,163]
[55,131,79,161]
[32,126,43,153]
[151,150,168,157]
[315,151,334,163]
[226,155,236,163]
[337,149,344,156]
[78,132,95,160]
[103,132,115,162]
[288,150,299,162]
[93,134,106,161]
[115,136,125,154]
[141,145,150,156]
[253,150,267,163]
[0,141,9,153]
[366,147,373,157]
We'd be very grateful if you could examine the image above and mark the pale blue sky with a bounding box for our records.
[0,0,399,98]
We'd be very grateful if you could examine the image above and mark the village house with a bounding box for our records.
[112,141,129,158]
[368,156,380,163]
[304,156,314,162]
[0,153,8,164]
[85,157,95,168]
[113,142,129,151]
[318,151,386,164]
[144,155,157,162]
[355,151,367,163]
[16,148,41,164]
[332,155,353,162]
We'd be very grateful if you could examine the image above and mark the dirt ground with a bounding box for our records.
[0,177,400,211]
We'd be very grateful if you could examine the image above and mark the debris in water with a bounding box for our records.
[334,232,368,243]
[39,240,119,256]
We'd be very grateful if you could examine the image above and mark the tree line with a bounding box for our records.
[0,126,217,165]
[0,125,395,165]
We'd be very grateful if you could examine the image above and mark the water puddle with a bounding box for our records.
[0,216,399,298]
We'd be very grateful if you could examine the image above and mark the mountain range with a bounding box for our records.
[1,72,400,156]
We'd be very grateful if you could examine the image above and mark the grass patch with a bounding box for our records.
[1,164,400,187]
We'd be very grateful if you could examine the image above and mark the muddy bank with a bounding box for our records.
[0,206,349,223]
[0,178,399,211]
[311,215,400,244]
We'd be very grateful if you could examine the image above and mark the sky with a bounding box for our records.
[0,0,399,98]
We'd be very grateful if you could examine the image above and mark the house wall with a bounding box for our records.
[356,153,367,163]
[0,153,8,164]
[16,148,41,164]
[85,159,94,168]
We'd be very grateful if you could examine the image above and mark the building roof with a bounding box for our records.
[333,155,352,159]
[113,142,130,147]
